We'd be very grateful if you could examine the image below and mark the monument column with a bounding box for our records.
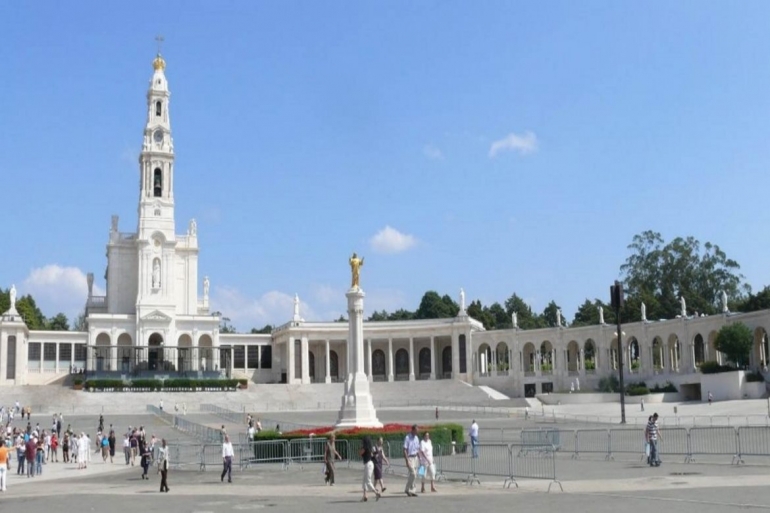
[301,335,310,384]
[429,336,436,380]
[387,338,394,382]
[408,337,415,381]
[336,252,382,428]
[325,339,331,384]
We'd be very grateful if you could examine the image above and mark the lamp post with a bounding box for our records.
[610,280,626,424]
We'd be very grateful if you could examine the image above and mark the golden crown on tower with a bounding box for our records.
[152,53,166,71]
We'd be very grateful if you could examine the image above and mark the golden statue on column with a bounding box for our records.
[349,252,364,289]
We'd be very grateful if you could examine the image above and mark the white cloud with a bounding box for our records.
[422,144,444,160]
[369,226,417,254]
[23,265,104,319]
[210,287,320,330]
[488,130,538,158]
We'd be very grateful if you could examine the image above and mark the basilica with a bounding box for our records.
[1,53,769,399]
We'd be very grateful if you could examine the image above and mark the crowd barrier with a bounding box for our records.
[512,425,770,464]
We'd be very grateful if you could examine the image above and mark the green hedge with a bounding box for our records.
[746,372,765,383]
[650,382,677,393]
[626,386,650,396]
[83,378,247,390]
[699,361,736,374]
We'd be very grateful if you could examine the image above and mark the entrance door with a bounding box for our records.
[96,357,105,372]
[148,349,160,371]
[524,384,536,398]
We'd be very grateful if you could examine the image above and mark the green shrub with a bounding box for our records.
[84,379,124,389]
[626,386,650,396]
[746,372,765,383]
[73,377,84,386]
[131,379,163,389]
[598,375,620,393]
[584,360,596,370]
[699,361,735,374]
[650,382,677,393]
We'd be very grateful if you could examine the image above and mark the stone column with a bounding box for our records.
[451,332,460,379]
[387,338,394,382]
[430,336,436,380]
[691,343,696,371]
[674,343,680,371]
[300,335,310,384]
[367,339,373,382]
[335,287,382,428]
[535,351,541,376]
[408,337,415,381]
[325,339,331,384]
[287,337,295,384]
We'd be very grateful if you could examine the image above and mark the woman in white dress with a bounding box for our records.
[78,433,88,469]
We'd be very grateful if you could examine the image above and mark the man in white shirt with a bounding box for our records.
[419,432,437,493]
[221,435,234,483]
[403,425,420,497]
[469,420,479,458]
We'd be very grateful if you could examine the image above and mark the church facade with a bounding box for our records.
[1,54,769,398]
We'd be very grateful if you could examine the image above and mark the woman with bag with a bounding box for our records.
[324,433,341,485]
[360,436,380,502]
[157,439,169,492]
[373,437,389,493]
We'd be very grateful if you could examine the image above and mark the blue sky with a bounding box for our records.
[2,1,770,329]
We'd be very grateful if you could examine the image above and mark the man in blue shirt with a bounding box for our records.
[403,425,421,497]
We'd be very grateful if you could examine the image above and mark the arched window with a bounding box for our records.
[155,101,162,117]
[153,168,162,197]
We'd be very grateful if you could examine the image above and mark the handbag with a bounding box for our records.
[644,442,650,457]
[418,465,426,477]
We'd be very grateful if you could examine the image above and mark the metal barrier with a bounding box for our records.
[609,429,646,461]
[737,426,770,460]
[286,437,328,469]
[240,439,292,470]
[575,429,610,460]
[168,443,205,470]
[658,427,689,460]
[688,426,741,464]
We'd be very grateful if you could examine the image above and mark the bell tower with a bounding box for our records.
[137,49,175,241]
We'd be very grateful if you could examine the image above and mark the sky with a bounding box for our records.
[2,1,770,330]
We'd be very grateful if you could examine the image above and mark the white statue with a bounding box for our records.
[203,276,210,300]
[293,293,300,320]
[680,296,687,318]
[556,308,563,327]
[111,215,119,233]
[9,284,17,311]
[721,290,729,314]
[87,273,94,298]
[459,288,466,312]
[599,306,605,325]
[512,312,518,329]
[189,218,197,236]
[641,302,647,322]
[152,260,161,289]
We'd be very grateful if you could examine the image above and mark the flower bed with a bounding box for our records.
[83,377,248,391]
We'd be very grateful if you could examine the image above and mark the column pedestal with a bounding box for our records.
[336,287,382,429]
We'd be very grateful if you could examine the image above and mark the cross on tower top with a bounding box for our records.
[155,35,165,55]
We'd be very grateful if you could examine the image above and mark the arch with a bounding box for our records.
[567,341,580,372]
[395,348,409,377]
[540,340,554,372]
[441,346,452,376]
[478,343,492,375]
[496,342,509,373]
[117,333,132,346]
[95,333,111,346]
[418,347,431,377]
[148,332,164,371]
[372,349,386,378]
[155,100,162,117]
[153,168,163,197]
[522,342,536,372]
[584,339,596,371]
[667,334,680,371]
[693,333,705,366]
[628,337,640,372]
[116,333,133,373]
[178,334,192,347]
[198,334,213,372]
[309,351,315,380]
[329,350,339,380]
[94,333,111,372]
[177,333,193,373]
[652,336,664,371]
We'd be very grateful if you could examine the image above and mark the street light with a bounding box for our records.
[610,280,626,424]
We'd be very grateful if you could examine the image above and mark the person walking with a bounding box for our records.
[0,440,10,491]
[25,436,36,478]
[221,435,234,483]
[403,424,420,497]
[360,436,380,502]
[645,413,662,467]
[419,432,437,493]
[108,430,116,463]
[469,420,479,458]
[123,434,130,465]
[157,439,170,492]
[708,391,713,406]
[140,437,151,480]
[16,435,25,475]
[62,434,69,463]
[324,433,341,485]
[373,437,389,493]
[50,432,59,463]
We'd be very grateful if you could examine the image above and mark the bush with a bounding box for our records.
[84,379,124,390]
[131,379,163,389]
[650,381,677,393]
[584,360,596,370]
[626,386,650,396]
[598,375,620,393]
[82,378,242,391]
[73,377,84,386]
[699,361,736,374]
[746,372,765,383]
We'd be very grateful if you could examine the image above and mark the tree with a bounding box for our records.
[388,309,415,321]
[250,324,273,334]
[335,315,347,323]
[73,310,87,331]
[467,300,494,329]
[503,293,544,329]
[0,287,9,314]
[15,295,45,330]
[212,311,236,333]
[367,310,389,322]
[572,299,614,327]
[737,286,770,313]
[715,322,753,367]
[415,291,458,319]
[620,231,749,321]
[46,313,70,331]
[541,300,563,328]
